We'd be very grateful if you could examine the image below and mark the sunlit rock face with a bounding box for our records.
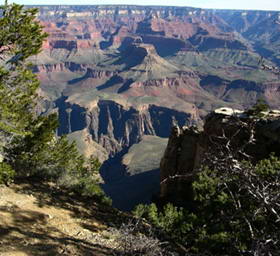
[28,5,280,209]
[31,5,280,169]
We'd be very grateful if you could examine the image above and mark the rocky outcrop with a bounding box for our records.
[28,5,280,208]
[31,5,280,177]
[34,62,88,73]
[56,97,191,156]
[90,101,191,155]
[160,107,280,204]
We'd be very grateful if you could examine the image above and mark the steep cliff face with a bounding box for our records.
[160,108,280,204]
[30,5,280,175]
[28,5,280,209]
[56,97,191,156]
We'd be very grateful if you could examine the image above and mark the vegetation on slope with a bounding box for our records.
[0,4,179,255]
[134,103,280,255]
[135,154,280,255]
[0,2,108,202]
[1,2,279,255]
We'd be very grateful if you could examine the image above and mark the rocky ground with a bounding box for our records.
[0,181,129,256]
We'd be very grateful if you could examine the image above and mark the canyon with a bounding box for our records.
[31,5,280,209]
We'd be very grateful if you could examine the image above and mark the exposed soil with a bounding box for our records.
[0,181,128,256]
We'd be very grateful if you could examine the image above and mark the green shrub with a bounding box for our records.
[0,162,15,184]
[57,155,111,205]
[133,203,189,240]
[134,155,280,255]
[245,98,269,117]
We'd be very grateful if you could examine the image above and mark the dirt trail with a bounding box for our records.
[0,182,121,256]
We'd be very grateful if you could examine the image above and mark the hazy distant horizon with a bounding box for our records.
[10,0,280,11]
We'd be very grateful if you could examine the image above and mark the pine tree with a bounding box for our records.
[0,3,105,200]
[0,2,48,183]
[0,2,47,156]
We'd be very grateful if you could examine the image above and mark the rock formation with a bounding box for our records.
[27,5,280,187]
[28,4,280,208]
[56,97,190,156]
[160,107,280,204]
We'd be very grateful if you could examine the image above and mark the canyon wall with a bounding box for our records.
[56,97,190,156]
[160,108,280,205]
[29,5,280,209]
